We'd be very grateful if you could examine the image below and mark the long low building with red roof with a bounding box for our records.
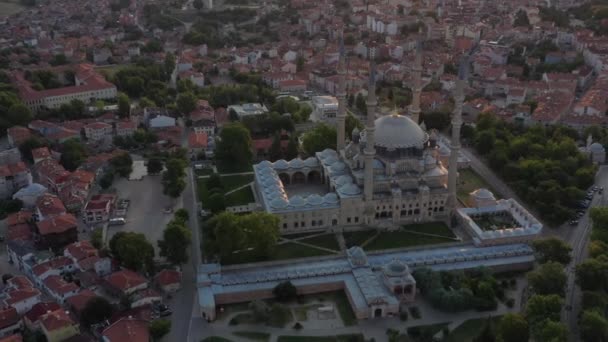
[12,64,117,112]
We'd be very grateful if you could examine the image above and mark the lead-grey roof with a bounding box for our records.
[374,114,428,149]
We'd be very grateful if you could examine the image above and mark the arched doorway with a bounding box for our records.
[278,173,290,185]
[293,172,306,184]
[308,170,321,183]
[374,308,382,318]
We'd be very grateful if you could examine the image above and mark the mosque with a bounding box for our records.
[253,41,465,232]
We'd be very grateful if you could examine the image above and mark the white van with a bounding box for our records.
[109,218,126,226]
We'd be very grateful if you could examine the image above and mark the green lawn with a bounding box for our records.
[343,230,377,248]
[232,332,270,341]
[298,234,340,250]
[217,161,253,173]
[272,242,336,260]
[365,231,455,251]
[457,169,499,203]
[222,174,254,192]
[400,222,456,238]
[283,232,320,240]
[201,337,233,342]
[277,335,365,342]
[444,316,502,342]
[225,186,255,206]
[195,168,215,176]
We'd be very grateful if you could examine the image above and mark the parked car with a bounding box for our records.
[160,310,172,317]
[569,220,579,226]
[109,217,126,226]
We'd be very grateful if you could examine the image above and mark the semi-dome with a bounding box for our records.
[289,196,306,207]
[304,157,318,167]
[374,114,428,149]
[470,188,496,200]
[270,197,289,209]
[335,175,353,186]
[338,183,361,196]
[289,158,304,168]
[384,259,409,277]
[323,193,339,204]
[274,159,289,169]
[307,194,323,205]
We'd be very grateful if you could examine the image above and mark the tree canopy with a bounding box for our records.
[498,313,529,342]
[60,139,88,171]
[109,232,155,272]
[215,123,253,169]
[302,123,337,155]
[158,216,192,265]
[81,297,114,327]
[532,238,572,265]
[527,262,567,296]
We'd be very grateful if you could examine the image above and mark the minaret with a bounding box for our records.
[364,60,377,202]
[336,31,347,152]
[409,40,423,124]
[447,56,467,212]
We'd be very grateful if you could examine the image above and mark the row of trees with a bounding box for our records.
[413,267,502,312]
[470,114,594,225]
[162,153,188,199]
[158,209,192,265]
[203,211,280,263]
[0,71,33,135]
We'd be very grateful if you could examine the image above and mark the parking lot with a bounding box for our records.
[107,175,176,258]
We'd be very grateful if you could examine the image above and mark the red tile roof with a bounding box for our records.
[36,213,77,235]
[7,126,31,145]
[102,317,149,342]
[0,334,23,342]
[188,131,208,149]
[84,122,112,130]
[40,309,76,332]
[4,288,40,306]
[32,257,73,277]
[65,289,96,314]
[7,224,32,242]
[154,269,181,287]
[43,275,79,296]
[7,276,33,290]
[31,147,51,161]
[65,241,97,261]
[36,193,66,217]
[106,270,147,292]
[0,308,19,330]
[6,211,33,227]
[25,302,61,324]
[0,162,29,178]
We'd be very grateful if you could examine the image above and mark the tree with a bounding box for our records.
[91,229,103,249]
[99,171,114,189]
[174,208,189,223]
[110,232,155,271]
[239,212,280,258]
[207,193,226,214]
[249,300,270,322]
[81,297,114,327]
[164,53,176,75]
[590,240,608,259]
[532,238,572,264]
[60,139,87,171]
[579,310,608,342]
[158,220,192,265]
[193,0,203,10]
[149,319,171,341]
[525,294,563,327]
[355,93,366,113]
[215,123,253,169]
[49,54,68,66]
[18,137,48,163]
[269,133,282,161]
[527,262,567,296]
[296,55,305,72]
[162,158,187,199]
[475,131,496,155]
[576,258,608,291]
[206,173,223,191]
[498,313,529,342]
[302,123,337,155]
[533,320,568,342]
[177,92,197,114]
[514,10,530,27]
[110,153,133,178]
[285,136,299,160]
[147,158,164,175]
[117,92,130,118]
[7,103,33,126]
[473,317,496,342]
[273,281,297,302]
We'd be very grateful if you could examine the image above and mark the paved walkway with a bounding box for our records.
[224,182,253,196]
[197,171,254,179]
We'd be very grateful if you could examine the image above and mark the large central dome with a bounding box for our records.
[374,114,428,149]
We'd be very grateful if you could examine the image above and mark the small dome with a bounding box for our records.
[304,157,319,167]
[373,159,384,169]
[338,183,361,196]
[289,196,307,207]
[590,142,605,152]
[347,246,368,266]
[329,161,346,173]
[470,188,496,200]
[289,158,305,168]
[319,149,337,160]
[385,259,409,277]
[324,155,338,165]
[270,197,289,209]
[307,194,323,205]
[335,175,353,186]
[323,193,339,204]
[425,154,436,165]
[274,159,289,169]
[439,144,450,156]
[259,160,272,167]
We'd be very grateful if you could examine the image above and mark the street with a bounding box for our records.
[563,165,608,340]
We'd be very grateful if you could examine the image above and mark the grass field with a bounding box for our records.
[343,230,377,248]
[224,186,254,206]
[272,242,336,260]
[298,234,340,250]
[0,0,26,16]
[277,335,365,342]
[444,316,502,342]
[457,169,499,203]
[217,161,253,173]
[400,222,456,238]
[232,331,270,341]
[365,230,455,251]
[298,291,357,326]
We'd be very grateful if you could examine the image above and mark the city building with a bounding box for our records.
[0,162,32,199]
[84,122,112,142]
[102,317,149,342]
[310,96,339,123]
[39,309,79,342]
[13,64,117,112]
[227,103,269,119]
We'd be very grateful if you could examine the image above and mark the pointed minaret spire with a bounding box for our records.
[447,54,468,215]
[363,58,377,203]
[336,30,347,152]
[409,40,423,124]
